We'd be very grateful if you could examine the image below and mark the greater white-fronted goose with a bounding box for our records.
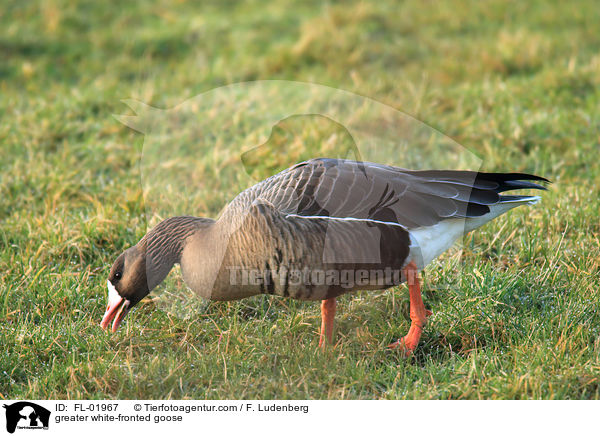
[101,158,548,354]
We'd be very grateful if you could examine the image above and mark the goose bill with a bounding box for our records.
[100,280,130,332]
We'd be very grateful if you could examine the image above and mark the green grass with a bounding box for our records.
[1,0,599,399]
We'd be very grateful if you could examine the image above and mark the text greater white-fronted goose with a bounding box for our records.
[101,158,548,354]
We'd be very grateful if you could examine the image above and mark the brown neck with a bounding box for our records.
[139,216,214,289]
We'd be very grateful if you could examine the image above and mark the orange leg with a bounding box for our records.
[319,297,336,348]
[389,261,432,355]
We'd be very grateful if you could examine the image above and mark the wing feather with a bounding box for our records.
[232,158,548,230]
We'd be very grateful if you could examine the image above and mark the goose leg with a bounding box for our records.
[389,261,432,355]
[319,297,336,347]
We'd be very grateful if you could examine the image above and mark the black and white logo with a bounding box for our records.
[2,402,50,433]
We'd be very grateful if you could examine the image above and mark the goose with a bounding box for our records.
[100,158,548,354]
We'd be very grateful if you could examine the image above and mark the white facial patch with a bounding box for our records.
[107,280,123,307]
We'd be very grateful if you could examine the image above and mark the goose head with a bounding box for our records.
[100,216,213,333]
[100,245,150,332]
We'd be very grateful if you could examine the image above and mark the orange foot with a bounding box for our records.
[388,309,432,355]
[318,297,336,348]
[389,261,431,356]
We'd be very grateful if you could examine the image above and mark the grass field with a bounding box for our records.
[1,0,599,400]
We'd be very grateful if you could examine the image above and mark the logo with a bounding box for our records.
[2,402,50,433]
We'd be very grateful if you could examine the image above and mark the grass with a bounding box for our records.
[1,0,599,399]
